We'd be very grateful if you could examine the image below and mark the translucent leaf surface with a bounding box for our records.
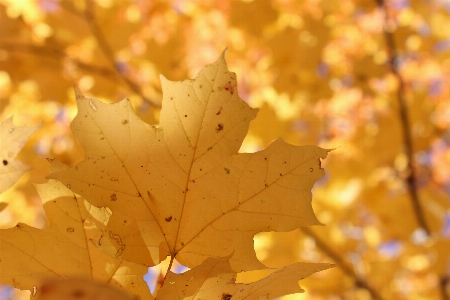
[49,53,330,272]
[0,178,152,300]
[35,278,133,300]
[157,256,333,299]
[0,117,40,193]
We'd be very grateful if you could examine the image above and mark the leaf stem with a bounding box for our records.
[154,256,174,299]
[301,227,384,300]
[161,256,175,289]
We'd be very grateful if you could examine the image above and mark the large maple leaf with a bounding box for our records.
[49,52,330,272]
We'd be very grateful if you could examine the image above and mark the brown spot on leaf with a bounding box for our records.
[40,283,53,295]
[216,107,222,115]
[224,168,230,174]
[223,82,234,95]
[222,293,232,300]
[216,123,224,132]
[72,290,85,298]
[122,119,129,125]
[66,227,74,233]
[2,160,8,166]
[165,216,172,222]
[111,193,117,201]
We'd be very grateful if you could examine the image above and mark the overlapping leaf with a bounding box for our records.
[158,257,333,299]
[0,163,152,299]
[48,52,330,272]
[0,116,40,193]
[35,278,133,300]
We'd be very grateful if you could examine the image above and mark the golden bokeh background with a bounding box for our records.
[1,0,450,299]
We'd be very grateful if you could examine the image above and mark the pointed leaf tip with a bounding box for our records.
[214,49,228,66]
[159,74,167,82]
[73,86,84,100]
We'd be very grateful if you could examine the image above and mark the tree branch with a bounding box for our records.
[301,227,384,300]
[79,0,154,105]
[374,0,430,235]
[0,41,116,78]
[375,1,449,299]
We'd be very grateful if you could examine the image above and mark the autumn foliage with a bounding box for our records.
[1,0,450,299]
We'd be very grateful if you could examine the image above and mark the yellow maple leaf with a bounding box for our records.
[48,52,330,273]
[0,116,40,194]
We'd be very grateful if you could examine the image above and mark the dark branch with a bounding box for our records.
[80,0,154,105]
[0,41,116,78]
[375,1,449,299]
[301,227,384,300]
[375,0,430,235]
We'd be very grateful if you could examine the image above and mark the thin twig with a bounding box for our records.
[301,227,384,300]
[0,41,116,78]
[374,0,430,235]
[80,0,154,105]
